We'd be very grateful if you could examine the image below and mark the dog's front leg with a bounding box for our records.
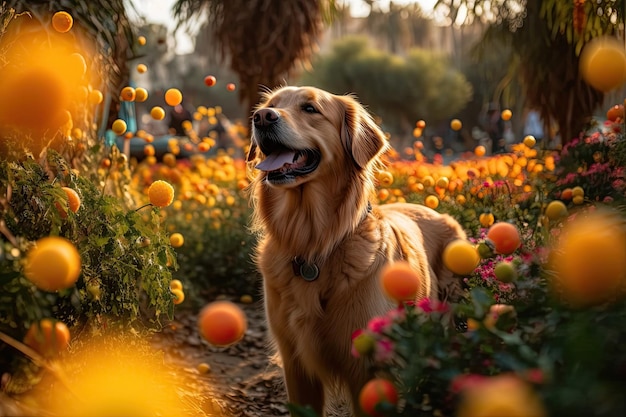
[283,359,325,416]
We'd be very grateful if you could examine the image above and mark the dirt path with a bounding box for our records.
[151,300,290,417]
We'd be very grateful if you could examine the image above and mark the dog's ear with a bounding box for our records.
[339,95,386,168]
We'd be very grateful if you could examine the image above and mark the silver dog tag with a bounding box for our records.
[300,263,319,281]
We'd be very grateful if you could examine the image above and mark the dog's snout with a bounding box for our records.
[253,108,280,128]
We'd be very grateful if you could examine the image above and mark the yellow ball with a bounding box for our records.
[545,200,568,221]
[111,119,127,135]
[580,36,626,92]
[135,88,148,102]
[443,239,480,275]
[52,11,73,33]
[424,195,439,209]
[551,211,626,306]
[150,106,166,120]
[169,233,184,248]
[523,135,536,148]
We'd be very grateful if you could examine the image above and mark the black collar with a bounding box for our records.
[291,202,372,282]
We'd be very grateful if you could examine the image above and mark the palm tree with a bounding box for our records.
[172,0,337,118]
[437,0,621,145]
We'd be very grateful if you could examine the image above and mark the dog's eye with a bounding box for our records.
[302,104,319,114]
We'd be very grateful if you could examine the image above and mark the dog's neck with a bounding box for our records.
[256,172,374,265]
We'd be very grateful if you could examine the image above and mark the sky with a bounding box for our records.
[131,0,438,55]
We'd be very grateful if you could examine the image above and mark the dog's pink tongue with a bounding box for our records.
[255,151,296,171]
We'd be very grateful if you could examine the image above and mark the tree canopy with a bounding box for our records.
[299,36,473,145]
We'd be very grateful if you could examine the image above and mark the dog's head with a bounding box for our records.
[247,86,387,188]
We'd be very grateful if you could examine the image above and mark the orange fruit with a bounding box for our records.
[197,363,211,374]
[380,261,421,302]
[240,294,253,304]
[67,53,87,79]
[358,378,398,417]
[572,195,584,205]
[148,180,175,208]
[150,106,165,120]
[204,75,217,87]
[169,279,183,291]
[421,175,435,187]
[55,187,81,218]
[89,89,103,105]
[443,239,480,275]
[169,233,184,248]
[457,374,547,417]
[24,319,71,358]
[134,87,148,102]
[606,104,625,121]
[486,222,521,255]
[551,211,626,307]
[571,186,584,197]
[52,11,73,33]
[580,36,626,92]
[424,195,439,209]
[450,119,462,131]
[111,119,127,135]
[198,301,247,347]
[164,88,183,106]
[474,145,486,157]
[456,194,467,205]
[479,212,495,228]
[523,135,536,148]
[24,237,81,292]
[560,188,573,200]
[136,64,147,74]
[171,288,185,305]
[501,109,512,121]
[545,200,568,221]
[377,171,394,187]
[120,86,136,101]
[436,176,449,189]
[226,83,236,91]
[144,144,155,156]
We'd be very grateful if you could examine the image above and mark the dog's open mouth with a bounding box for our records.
[255,148,321,184]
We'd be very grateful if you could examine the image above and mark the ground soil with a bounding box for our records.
[151,300,291,417]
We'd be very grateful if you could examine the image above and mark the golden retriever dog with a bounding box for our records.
[246,86,466,416]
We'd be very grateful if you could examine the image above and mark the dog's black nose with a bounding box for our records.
[253,108,279,127]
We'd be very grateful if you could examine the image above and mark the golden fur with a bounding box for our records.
[247,86,466,416]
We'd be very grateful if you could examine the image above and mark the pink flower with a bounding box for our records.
[521,368,545,384]
[417,298,450,313]
[367,316,392,334]
[449,373,488,394]
[374,337,395,362]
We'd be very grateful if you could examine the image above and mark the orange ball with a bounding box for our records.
[204,75,217,87]
[24,319,71,358]
[486,222,521,255]
[164,88,183,106]
[198,301,247,347]
[359,378,398,417]
[380,261,421,302]
[450,119,462,131]
[474,145,486,157]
